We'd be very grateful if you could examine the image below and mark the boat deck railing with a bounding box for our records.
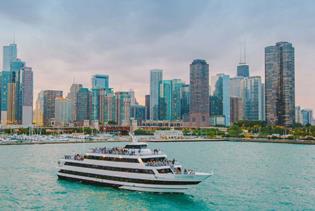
[89,147,163,156]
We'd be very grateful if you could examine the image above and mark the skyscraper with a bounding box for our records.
[237,64,249,77]
[130,104,146,124]
[67,83,83,122]
[3,43,17,71]
[115,91,131,126]
[230,77,246,99]
[295,106,303,124]
[145,94,150,120]
[0,57,33,126]
[189,59,209,127]
[150,69,163,120]
[92,74,109,89]
[180,84,190,121]
[91,74,110,124]
[244,76,262,121]
[230,96,243,124]
[171,79,184,120]
[43,90,63,126]
[261,83,266,121]
[128,89,137,105]
[0,71,13,124]
[34,91,44,126]
[76,87,92,125]
[54,97,72,126]
[104,92,117,124]
[7,82,16,124]
[91,88,108,124]
[21,67,33,126]
[265,42,295,126]
[159,80,172,120]
[210,74,230,126]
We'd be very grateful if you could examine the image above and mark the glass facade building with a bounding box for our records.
[3,43,17,71]
[180,84,190,121]
[115,91,131,126]
[237,64,249,77]
[150,69,163,120]
[210,74,230,126]
[130,104,146,124]
[301,109,313,125]
[92,74,109,89]
[55,97,72,126]
[76,88,91,124]
[171,79,184,120]
[244,76,262,121]
[159,80,172,120]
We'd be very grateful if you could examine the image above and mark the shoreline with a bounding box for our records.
[0,137,315,146]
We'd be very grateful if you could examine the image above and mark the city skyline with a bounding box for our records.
[0,1,314,112]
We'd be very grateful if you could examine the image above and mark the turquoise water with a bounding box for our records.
[0,141,315,210]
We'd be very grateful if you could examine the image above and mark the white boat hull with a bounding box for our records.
[57,171,210,193]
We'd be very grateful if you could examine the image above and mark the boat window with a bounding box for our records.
[141,157,166,162]
[84,155,139,163]
[64,162,154,174]
[157,168,173,174]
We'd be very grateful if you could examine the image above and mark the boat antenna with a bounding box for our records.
[129,132,137,143]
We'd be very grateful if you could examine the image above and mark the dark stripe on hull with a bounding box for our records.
[58,169,200,185]
[64,162,154,174]
[58,175,121,188]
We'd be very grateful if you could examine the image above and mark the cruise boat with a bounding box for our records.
[57,136,212,193]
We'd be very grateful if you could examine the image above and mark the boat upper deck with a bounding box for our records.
[88,144,165,157]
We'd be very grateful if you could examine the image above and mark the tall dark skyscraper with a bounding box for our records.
[189,59,209,127]
[145,94,150,120]
[265,41,295,126]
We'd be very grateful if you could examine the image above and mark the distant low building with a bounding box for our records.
[210,115,226,126]
[154,128,184,140]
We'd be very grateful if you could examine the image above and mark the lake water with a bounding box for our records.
[0,141,315,210]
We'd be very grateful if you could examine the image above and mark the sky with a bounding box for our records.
[0,0,314,111]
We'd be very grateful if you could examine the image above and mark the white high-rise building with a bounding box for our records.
[295,106,303,124]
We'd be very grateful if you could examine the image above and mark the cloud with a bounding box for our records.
[0,0,314,110]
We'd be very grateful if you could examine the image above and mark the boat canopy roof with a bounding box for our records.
[124,142,148,149]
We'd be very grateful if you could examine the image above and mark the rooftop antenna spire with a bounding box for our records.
[13,32,16,44]
[239,44,242,64]
[244,40,247,64]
